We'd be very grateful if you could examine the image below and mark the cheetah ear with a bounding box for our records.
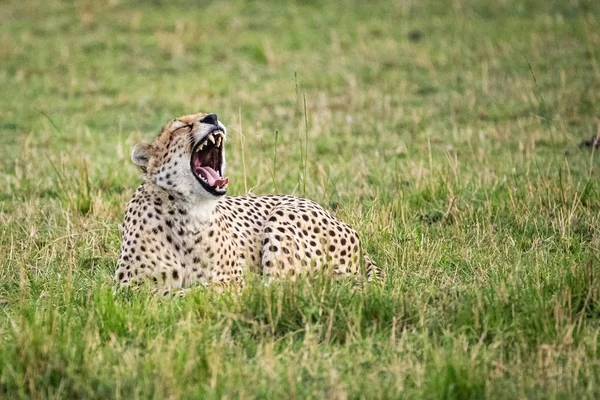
[131,143,153,170]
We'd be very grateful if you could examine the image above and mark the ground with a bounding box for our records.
[1,0,599,398]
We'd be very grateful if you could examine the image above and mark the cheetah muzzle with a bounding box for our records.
[116,112,381,293]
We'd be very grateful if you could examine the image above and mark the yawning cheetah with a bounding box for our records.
[115,113,379,292]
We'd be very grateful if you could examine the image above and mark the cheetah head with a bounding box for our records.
[131,113,229,199]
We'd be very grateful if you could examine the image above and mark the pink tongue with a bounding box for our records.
[196,166,228,187]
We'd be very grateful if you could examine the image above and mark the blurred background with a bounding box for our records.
[2,0,599,205]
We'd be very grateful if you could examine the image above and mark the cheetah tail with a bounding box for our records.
[363,254,383,282]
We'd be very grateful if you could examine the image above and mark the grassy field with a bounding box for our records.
[1,0,600,398]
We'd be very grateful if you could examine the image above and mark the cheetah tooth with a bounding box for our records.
[215,136,222,147]
[208,134,215,144]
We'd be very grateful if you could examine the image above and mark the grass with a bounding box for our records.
[1,0,600,398]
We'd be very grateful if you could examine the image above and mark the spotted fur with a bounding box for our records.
[116,113,380,292]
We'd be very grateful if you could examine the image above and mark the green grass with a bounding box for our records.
[1,0,600,398]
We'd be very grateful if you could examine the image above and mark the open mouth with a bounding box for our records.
[190,128,228,196]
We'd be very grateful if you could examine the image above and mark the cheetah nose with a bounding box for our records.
[200,113,218,126]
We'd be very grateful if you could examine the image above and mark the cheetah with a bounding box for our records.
[115,112,379,292]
